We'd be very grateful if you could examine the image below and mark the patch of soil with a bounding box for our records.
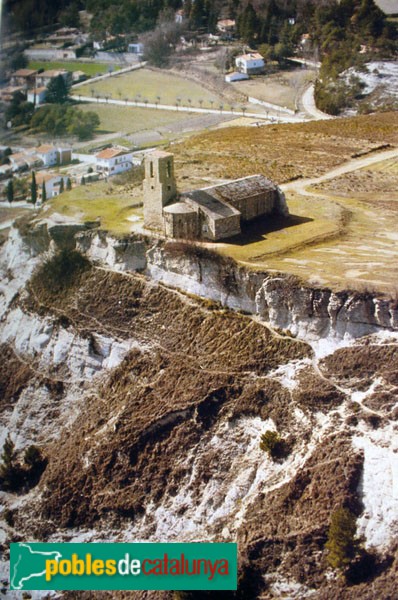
[0,344,35,408]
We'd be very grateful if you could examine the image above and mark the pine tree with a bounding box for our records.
[41,181,47,203]
[81,176,86,185]
[66,177,72,191]
[59,178,64,194]
[6,179,14,203]
[31,171,37,205]
[325,508,358,572]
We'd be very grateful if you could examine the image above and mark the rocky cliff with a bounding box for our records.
[0,222,397,599]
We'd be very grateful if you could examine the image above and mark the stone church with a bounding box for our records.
[143,150,288,241]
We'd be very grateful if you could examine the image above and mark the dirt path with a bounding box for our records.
[281,146,398,196]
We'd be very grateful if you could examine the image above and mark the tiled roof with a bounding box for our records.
[36,144,56,154]
[96,148,127,159]
[12,69,38,77]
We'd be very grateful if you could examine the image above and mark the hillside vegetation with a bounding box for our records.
[171,111,398,184]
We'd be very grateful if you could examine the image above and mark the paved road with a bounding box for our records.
[301,84,332,120]
[71,95,304,124]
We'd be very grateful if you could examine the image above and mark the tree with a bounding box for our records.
[142,28,172,67]
[325,507,358,572]
[66,177,72,191]
[30,105,100,140]
[5,92,34,127]
[59,178,65,194]
[41,181,47,203]
[31,171,37,205]
[6,179,14,204]
[46,74,71,104]
[0,435,22,491]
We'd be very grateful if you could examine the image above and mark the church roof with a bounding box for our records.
[183,190,240,221]
[202,175,277,203]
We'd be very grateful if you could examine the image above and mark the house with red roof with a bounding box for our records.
[95,147,133,177]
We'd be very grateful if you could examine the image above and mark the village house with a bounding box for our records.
[128,43,144,55]
[10,69,38,89]
[217,19,236,36]
[143,151,288,241]
[35,70,69,88]
[95,148,133,177]
[8,152,43,173]
[235,52,265,75]
[35,145,72,167]
[27,87,47,106]
[36,172,70,200]
[0,86,26,102]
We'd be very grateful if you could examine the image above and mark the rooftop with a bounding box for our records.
[202,175,277,203]
[12,69,38,77]
[164,202,196,215]
[183,190,240,220]
[96,148,129,159]
[147,150,174,160]
[36,172,62,184]
[38,70,68,78]
[238,52,264,61]
[36,144,56,154]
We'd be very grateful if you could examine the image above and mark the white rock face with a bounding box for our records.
[353,423,398,550]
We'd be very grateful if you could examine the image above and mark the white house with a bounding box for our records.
[235,52,265,74]
[95,148,133,177]
[35,70,69,88]
[35,145,72,167]
[128,43,144,55]
[11,152,43,172]
[27,87,47,106]
[36,172,70,200]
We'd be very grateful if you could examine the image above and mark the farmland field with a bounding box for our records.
[78,103,196,135]
[77,68,223,107]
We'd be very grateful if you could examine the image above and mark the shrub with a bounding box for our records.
[0,436,24,491]
[3,508,15,526]
[33,249,91,295]
[23,445,47,487]
[259,430,285,459]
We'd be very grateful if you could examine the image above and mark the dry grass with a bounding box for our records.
[233,68,314,111]
[78,103,196,135]
[171,111,398,186]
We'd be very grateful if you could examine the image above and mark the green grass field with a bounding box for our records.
[77,68,223,107]
[28,61,115,76]
[47,180,142,235]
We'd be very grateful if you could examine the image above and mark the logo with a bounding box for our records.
[10,542,237,591]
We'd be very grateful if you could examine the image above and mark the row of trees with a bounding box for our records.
[6,171,72,204]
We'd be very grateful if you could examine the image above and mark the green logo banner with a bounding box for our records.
[10,542,237,591]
